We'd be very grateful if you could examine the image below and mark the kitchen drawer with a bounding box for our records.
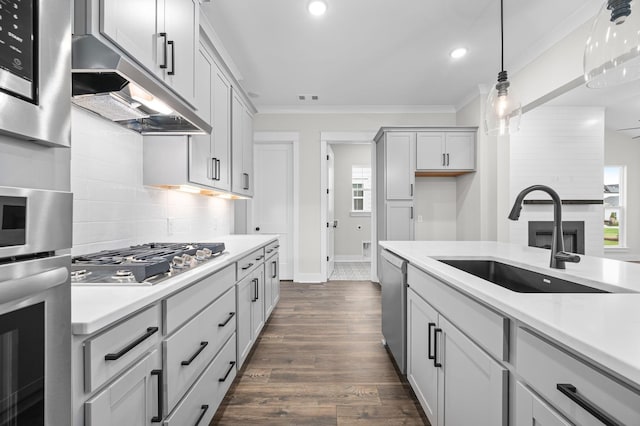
[164,287,236,411]
[164,333,237,426]
[407,264,508,361]
[164,264,235,334]
[265,240,280,258]
[84,304,161,393]
[236,247,265,281]
[516,327,640,426]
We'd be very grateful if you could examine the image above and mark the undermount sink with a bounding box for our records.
[438,259,608,293]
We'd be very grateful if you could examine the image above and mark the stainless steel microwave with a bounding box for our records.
[0,0,70,148]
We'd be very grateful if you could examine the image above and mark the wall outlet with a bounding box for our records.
[417,215,423,223]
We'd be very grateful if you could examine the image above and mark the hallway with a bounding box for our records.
[212,281,428,425]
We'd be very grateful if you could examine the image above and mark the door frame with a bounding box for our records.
[320,131,377,282]
[252,132,299,282]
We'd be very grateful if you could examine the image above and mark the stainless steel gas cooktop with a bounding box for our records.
[71,242,226,285]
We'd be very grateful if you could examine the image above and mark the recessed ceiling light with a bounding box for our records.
[308,0,328,16]
[450,47,468,59]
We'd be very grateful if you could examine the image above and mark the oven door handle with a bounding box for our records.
[0,266,68,305]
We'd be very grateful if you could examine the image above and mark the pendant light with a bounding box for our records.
[484,0,522,136]
[584,0,640,88]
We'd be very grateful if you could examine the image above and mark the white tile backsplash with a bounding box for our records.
[70,107,233,255]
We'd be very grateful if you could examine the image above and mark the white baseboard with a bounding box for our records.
[294,273,324,283]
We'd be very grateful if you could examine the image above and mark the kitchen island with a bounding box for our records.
[380,240,640,426]
[71,234,280,426]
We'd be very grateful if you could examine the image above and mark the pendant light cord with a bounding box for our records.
[500,0,504,72]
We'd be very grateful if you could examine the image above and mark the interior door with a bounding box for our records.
[327,145,335,278]
[250,143,294,280]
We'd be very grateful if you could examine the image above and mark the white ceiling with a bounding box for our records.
[202,0,603,112]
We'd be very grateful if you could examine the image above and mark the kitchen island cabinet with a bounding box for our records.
[71,235,279,426]
[381,240,640,425]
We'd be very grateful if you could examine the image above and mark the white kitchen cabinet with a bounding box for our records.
[416,131,475,171]
[265,250,280,318]
[231,91,254,196]
[100,0,198,105]
[386,200,414,240]
[384,132,415,200]
[251,267,266,339]
[236,266,265,368]
[85,349,162,426]
[189,42,231,191]
[515,382,572,426]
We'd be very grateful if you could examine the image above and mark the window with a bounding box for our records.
[352,166,371,213]
[604,166,625,247]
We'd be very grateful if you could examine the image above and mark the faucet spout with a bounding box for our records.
[508,185,580,269]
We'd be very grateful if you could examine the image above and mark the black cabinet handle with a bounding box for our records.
[159,33,168,69]
[241,263,254,271]
[427,322,436,360]
[181,341,208,366]
[442,153,446,166]
[151,369,163,422]
[433,328,442,368]
[410,206,414,220]
[168,40,175,75]
[410,183,413,196]
[243,173,249,190]
[266,248,273,253]
[251,278,259,302]
[216,159,221,181]
[446,153,450,166]
[194,405,209,426]
[272,261,277,279]
[211,158,217,180]
[218,312,235,327]
[255,255,264,261]
[105,327,158,361]
[556,384,621,426]
[218,361,236,382]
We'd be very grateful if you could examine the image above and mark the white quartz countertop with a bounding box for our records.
[379,240,640,390]
[71,234,277,335]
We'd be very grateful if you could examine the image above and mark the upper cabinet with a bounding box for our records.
[100,0,198,105]
[231,91,254,197]
[416,131,475,172]
[384,132,416,200]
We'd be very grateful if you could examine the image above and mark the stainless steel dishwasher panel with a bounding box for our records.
[380,249,407,374]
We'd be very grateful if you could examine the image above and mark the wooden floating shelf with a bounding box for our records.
[415,171,475,177]
[523,200,604,205]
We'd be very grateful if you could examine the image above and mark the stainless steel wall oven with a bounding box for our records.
[0,186,72,426]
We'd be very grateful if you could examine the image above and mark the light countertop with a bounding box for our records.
[71,234,277,335]
[379,240,640,390]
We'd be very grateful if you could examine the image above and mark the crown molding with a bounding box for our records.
[256,104,456,114]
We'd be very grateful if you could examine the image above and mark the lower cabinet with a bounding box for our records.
[264,252,280,317]
[84,349,162,426]
[237,266,265,368]
[251,266,266,340]
[386,201,414,240]
[407,288,508,426]
[515,381,572,426]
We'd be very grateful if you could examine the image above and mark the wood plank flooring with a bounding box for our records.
[212,281,429,425]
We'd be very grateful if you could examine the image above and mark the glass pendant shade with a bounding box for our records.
[584,0,640,88]
[484,71,522,136]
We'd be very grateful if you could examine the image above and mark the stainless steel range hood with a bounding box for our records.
[71,35,211,135]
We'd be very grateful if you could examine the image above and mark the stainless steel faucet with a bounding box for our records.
[508,185,581,269]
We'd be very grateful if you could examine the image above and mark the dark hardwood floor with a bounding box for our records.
[212,281,429,425]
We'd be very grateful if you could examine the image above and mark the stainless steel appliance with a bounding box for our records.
[380,249,407,374]
[0,0,71,147]
[0,186,72,425]
[71,242,226,285]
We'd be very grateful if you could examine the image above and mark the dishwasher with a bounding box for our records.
[380,249,407,374]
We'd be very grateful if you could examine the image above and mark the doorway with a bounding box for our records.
[321,132,377,282]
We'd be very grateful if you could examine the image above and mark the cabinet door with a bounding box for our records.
[438,316,508,426]
[416,132,445,170]
[407,289,439,426]
[242,107,254,196]
[212,63,232,191]
[85,349,162,426]
[189,44,213,187]
[264,263,274,318]
[231,92,245,194]
[101,0,159,76]
[385,132,415,199]
[515,382,573,426]
[445,132,475,170]
[251,268,265,339]
[386,201,414,240]
[270,255,280,307]
[163,0,198,105]
[236,275,253,368]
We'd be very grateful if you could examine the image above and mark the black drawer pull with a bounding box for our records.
[181,341,208,366]
[433,328,442,368]
[251,278,259,302]
[168,40,175,75]
[151,369,163,422]
[159,33,168,69]
[194,405,209,426]
[274,245,280,249]
[104,327,158,361]
[218,312,235,327]
[557,384,621,426]
[272,261,277,279]
[427,322,436,360]
[266,249,274,254]
[219,361,236,382]
[255,255,264,261]
[241,263,254,270]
